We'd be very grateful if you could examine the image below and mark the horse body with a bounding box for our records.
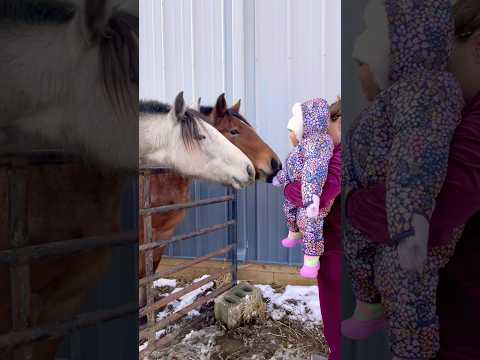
[138,95,281,308]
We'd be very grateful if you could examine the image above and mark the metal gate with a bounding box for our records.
[0,151,137,358]
[138,168,238,358]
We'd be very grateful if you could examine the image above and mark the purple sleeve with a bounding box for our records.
[319,145,342,211]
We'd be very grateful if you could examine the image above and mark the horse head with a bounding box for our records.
[200,94,282,183]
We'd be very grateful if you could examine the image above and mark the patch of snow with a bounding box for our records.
[155,275,214,322]
[153,278,177,288]
[255,284,321,324]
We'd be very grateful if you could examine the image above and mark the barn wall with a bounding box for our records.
[140,0,341,266]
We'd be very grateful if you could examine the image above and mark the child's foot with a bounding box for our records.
[300,264,320,278]
[281,231,303,248]
[341,301,387,340]
[300,255,320,278]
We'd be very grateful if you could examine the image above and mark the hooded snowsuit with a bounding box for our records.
[276,98,333,257]
[343,1,465,358]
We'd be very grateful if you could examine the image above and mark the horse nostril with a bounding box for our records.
[247,165,255,179]
[271,158,281,171]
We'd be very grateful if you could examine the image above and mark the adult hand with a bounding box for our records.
[306,194,320,218]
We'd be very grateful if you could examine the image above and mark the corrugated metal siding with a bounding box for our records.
[140,0,341,265]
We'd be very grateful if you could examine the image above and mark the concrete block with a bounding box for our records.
[214,282,265,329]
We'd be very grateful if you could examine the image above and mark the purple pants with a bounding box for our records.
[285,183,341,360]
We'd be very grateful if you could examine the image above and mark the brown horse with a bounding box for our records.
[139,94,281,307]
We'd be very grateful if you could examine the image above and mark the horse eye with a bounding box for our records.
[230,129,240,135]
[197,135,206,140]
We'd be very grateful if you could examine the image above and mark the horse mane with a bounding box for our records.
[141,100,209,150]
[99,9,138,118]
[139,100,171,114]
[199,106,252,127]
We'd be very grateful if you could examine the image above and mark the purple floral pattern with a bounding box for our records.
[276,98,333,257]
[344,0,464,358]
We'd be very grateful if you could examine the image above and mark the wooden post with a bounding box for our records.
[141,173,156,343]
[8,165,32,359]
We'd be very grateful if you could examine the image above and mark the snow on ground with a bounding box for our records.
[156,275,214,322]
[140,276,324,358]
[255,284,322,325]
[153,278,177,288]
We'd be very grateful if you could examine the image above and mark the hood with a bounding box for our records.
[301,98,330,138]
[386,0,455,83]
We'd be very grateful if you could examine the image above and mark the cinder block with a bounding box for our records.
[214,282,264,329]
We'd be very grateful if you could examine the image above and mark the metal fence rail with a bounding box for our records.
[138,168,238,358]
[0,152,137,356]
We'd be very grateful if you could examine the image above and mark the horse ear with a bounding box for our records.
[231,99,241,113]
[214,93,227,117]
[174,91,186,119]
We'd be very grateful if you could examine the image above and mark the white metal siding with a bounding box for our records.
[140,0,341,265]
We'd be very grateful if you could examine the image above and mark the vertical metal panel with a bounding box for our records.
[140,0,341,265]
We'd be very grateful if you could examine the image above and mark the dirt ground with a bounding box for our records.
[143,281,329,360]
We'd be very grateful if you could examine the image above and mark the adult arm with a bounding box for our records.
[347,94,480,247]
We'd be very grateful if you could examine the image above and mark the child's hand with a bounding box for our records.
[306,194,320,218]
[397,214,429,274]
[272,176,281,187]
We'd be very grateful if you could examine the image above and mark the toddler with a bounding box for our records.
[343,0,464,359]
[273,98,333,279]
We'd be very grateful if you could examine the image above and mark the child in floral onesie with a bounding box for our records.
[272,98,333,279]
[342,1,464,359]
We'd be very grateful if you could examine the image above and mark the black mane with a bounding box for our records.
[139,100,171,114]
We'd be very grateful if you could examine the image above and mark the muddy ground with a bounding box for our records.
[142,281,328,360]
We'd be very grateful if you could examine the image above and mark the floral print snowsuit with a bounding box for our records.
[344,1,465,358]
[276,98,333,257]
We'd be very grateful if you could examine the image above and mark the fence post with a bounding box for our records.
[141,172,156,342]
[227,188,238,286]
[8,164,32,360]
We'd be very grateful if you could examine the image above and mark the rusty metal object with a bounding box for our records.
[139,220,235,252]
[0,231,136,264]
[8,165,32,359]
[138,177,238,359]
[0,303,137,349]
[139,194,234,215]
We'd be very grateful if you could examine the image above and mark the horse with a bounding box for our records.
[138,94,281,309]
[140,91,255,189]
[0,0,138,170]
[0,1,138,359]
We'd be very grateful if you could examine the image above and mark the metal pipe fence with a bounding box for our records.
[0,151,137,357]
[138,168,238,358]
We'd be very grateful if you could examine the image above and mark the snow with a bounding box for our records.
[153,278,177,288]
[255,284,322,324]
[141,276,324,355]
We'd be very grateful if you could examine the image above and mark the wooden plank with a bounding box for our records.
[155,258,317,286]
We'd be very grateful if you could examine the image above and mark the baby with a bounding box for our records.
[343,1,464,359]
[272,98,333,279]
